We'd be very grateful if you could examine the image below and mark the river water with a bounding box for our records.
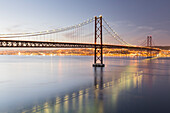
[0,56,169,113]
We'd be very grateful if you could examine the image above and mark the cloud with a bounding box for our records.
[137,26,154,30]
[5,24,23,32]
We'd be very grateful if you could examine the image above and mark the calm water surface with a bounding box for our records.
[0,56,169,113]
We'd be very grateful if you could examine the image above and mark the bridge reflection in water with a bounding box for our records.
[20,67,143,113]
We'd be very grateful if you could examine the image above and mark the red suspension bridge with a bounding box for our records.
[0,15,160,67]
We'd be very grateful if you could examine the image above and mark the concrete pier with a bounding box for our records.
[93,63,105,67]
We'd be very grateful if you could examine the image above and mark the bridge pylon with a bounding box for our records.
[93,15,105,67]
[147,36,153,58]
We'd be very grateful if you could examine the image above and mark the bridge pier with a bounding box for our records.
[93,15,105,67]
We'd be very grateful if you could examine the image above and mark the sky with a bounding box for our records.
[0,0,169,45]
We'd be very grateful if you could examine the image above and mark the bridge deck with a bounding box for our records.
[0,40,160,51]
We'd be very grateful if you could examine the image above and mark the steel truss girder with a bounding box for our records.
[0,40,160,52]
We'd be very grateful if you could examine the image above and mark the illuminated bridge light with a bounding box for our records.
[36,105,41,112]
[107,82,110,87]
[56,97,61,104]
[85,88,89,93]
[43,102,49,109]
[79,90,84,95]
[64,95,69,101]
[103,84,106,88]
[96,84,99,89]
[139,71,143,74]
[72,93,76,98]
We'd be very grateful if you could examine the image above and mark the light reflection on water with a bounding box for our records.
[0,56,169,113]
[21,59,143,113]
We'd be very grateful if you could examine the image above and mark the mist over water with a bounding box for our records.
[0,56,169,113]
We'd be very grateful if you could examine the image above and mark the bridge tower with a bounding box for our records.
[93,15,105,67]
[147,36,152,57]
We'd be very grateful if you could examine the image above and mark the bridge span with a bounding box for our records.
[0,40,160,51]
[0,15,161,67]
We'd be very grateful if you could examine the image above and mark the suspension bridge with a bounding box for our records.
[0,15,160,67]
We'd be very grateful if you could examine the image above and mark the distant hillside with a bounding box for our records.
[153,46,170,50]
